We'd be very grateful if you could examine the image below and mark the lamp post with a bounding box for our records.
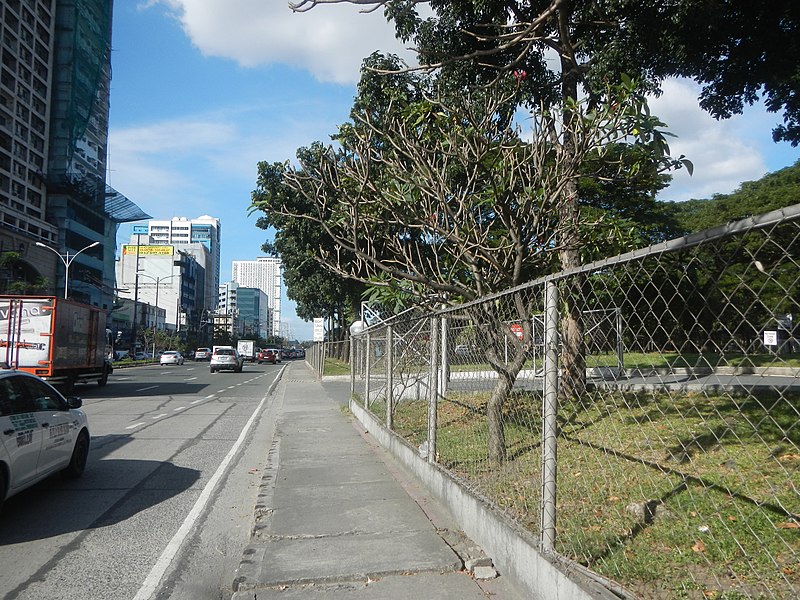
[137,272,177,358]
[35,240,100,299]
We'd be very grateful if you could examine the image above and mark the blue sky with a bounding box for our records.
[108,1,799,341]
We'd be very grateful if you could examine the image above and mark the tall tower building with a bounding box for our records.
[232,257,282,338]
[0,0,147,308]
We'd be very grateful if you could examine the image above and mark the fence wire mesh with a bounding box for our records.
[354,205,800,599]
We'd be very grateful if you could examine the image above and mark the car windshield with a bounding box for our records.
[215,349,234,356]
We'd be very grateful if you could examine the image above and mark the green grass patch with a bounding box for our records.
[383,389,800,598]
[445,351,800,372]
[323,357,351,376]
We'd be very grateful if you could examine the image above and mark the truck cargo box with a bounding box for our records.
[0,295,111,390]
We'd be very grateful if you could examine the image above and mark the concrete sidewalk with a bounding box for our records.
[231,361,521,599]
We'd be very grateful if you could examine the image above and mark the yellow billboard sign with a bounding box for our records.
[122,245,174,255]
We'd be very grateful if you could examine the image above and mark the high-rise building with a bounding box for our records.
[237,286,271,340]
[131,216,221,313]
[218,281,271,341]
[231,257,282,337]
[0,0,147,309]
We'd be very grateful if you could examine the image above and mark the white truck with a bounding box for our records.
[236,339,257,362]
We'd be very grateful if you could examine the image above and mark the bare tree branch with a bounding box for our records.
[290,0,393,14]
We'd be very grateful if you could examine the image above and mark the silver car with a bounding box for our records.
[210,347,244,373]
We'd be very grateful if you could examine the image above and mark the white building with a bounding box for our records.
[231,257,282,337]
[128,216,220,313]
[115,243,202,332]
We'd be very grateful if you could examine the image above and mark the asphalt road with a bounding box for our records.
[0,360,284,600]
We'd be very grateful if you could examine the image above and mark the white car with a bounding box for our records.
[210,346,244,373]
[160,351,185,366]
[0,370,90,510]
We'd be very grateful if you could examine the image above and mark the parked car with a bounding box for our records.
[210,347,244,373]
[257,348,276,364]
[0,370,90,510]
[194,347,212,361]
[159,351,184,366]
[454,344,470,356]
[266,348,282,363]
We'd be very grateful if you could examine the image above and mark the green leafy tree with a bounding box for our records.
[290,2,699,406]
[253,69,685,462]
[0,251,48,294]
[251,157,367,349]
[293,0,800,146]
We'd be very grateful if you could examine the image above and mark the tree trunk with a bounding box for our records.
[557,39,587,401]
[487,369,514,463]
[481,308,533,464]
[558,183,586,400]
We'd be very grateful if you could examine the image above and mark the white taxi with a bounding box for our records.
[0,370,90,510]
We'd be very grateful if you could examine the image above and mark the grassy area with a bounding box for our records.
[383,389,800,599]
[323,357,351,377]
[445,351,800,373]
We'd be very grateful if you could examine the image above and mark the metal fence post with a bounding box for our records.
[541,280,559,552]
[439,314,449,395]
[386,325,394,430]
[349,336,356,397]
[427,316,439,463]
[364,331,371,408]
[616,307,624,370]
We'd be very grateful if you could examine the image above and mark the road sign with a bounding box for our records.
[313,318,324,342]
[510,323,524,340]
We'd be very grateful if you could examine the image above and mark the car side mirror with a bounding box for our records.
[66,397,83,409]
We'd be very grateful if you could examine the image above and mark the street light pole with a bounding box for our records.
[137,272,177,358]
[35,240,100,299]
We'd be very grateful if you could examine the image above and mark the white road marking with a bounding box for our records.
[133,392,270,600]
[173,407,185,411]
[125,422,145,430]
[204,394,215,399]
[137,385,158,392]
[184,376,197,381]
[189,399,203,405]
[152,414,167,419]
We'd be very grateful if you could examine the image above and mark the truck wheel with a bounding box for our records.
[62,431,89,479]
[61,376,76,395]
[98,368,109,387]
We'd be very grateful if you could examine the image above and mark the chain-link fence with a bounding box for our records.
[352,204,800,599]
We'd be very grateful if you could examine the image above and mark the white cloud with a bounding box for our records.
[650,79,770,201]
[145,0,411,84]
[108,116,243,219]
